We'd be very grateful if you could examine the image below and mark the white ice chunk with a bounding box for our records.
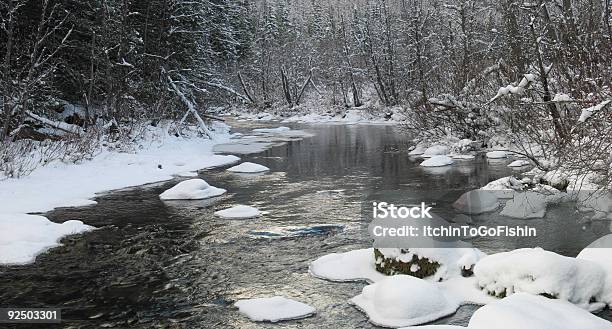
[227,162,270,173]
[468,293,612,329]
[235,296,315,322]
[351,275,460,328]
[420,155,454,167]
[0,214,94,265]
[453,190,499,214]
[409,146,427,156]
[159,179,226,200]
[214,205,261,219]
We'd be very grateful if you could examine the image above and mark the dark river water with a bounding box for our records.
[1,122,611,328]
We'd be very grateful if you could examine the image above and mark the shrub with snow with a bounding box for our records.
[351,275,460,328]
[227,162,270,173]
[214,205,261,219]
[420,155,454,167]
[468,293,612,329]
[453,190,499,214]
[159,179,226,200]
[474,248,606,308]
[234,296,315,322]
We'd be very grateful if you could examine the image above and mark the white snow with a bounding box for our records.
[474,248,607,309]
[159,179,226,200]
[214,205,261,219]
[227,162,270,173]
[485,150,507,159]
[420,155,454,167]
[578,100,611,122]
[351,275,460,328]
[480,176,524,198]
[0,214,94,265]
[309,248,385,283]
[0,124,239,265]
[422,145,450,157]
[468,293,612,329]
[252,126,291,133]
[507,159,531,167]
[577,234,612,305]
[409,146,427,156]
[234,296,316,322]
[552,93,573,102]
[453,190,499,214]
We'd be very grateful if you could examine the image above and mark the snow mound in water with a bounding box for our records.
[401,326,465,329]
[453,190,499,214]
[309,248,385,283]
[351,275,460,328]
[468,293,612,329]
[159,179,226,200]
[474,248,606,308]
[227,162,269,173]
[480,176,524,198]
[234,296,315,322]
[420,155,454,167]
[0,214,94,265]
[507,159,530,167]
[422,145,450,157]
[577,234,612,305]
[252,126,291,133]
[499,190,563,219]
[486,150,508,159]
[214,205,261,219]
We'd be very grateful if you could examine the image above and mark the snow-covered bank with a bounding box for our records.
[229,108,403,125]
[0,123,239,265]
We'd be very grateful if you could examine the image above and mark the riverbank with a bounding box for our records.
[0,122,239,265]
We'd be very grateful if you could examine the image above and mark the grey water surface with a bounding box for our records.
[1,122,610,329]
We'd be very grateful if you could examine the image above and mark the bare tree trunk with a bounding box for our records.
[1,1,17,140]
[280,67,293,106]
[238,71,256,104]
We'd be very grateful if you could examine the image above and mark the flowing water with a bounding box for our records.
[1,122,611,328]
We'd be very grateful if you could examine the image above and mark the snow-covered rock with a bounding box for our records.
[159,179,226,200]
[351,275,460,328]
[401,326,465,329]
[577,234,612,305]
[227,162,270,173]
[468,293,612,329]
[474,248,606,309]
[507,160,530,168]
[453,190,499,214]
[420,155,454,167]
[423,145,450,157]
[309,248,385,283]
[0,214,94,265]
[234,296,315,322]
[377,247,486,281]
[499,192,549,219]
[480,176,524,198]
[214,205,261,219]
[485,150,508,159]
[409,146,427,156]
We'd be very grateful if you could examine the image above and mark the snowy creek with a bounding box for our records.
[1,123,611,328]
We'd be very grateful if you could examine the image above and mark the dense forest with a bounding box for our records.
[1,0,612,179]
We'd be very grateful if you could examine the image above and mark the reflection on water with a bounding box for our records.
[0,123,610,328]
